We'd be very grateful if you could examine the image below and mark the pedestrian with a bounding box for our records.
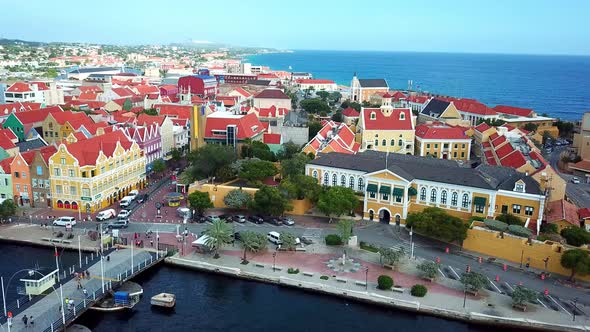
[65,297,69,306]
[83,288,88,296]
[29,316,34,327]
[86,270,90,279]
[150,239,153,247]
[134,232,137,240]
[69,299,74,309]
[107,255,110,262]
[22,314,28,327]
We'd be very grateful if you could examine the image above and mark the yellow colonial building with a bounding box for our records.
[357,98,415,154]
[48,129,146,213]
[414,123,471,161]
[306,151,546,233]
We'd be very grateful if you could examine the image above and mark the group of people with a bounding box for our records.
[21,314,34,328]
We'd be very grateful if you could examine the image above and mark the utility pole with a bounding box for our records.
[78,235,82,268]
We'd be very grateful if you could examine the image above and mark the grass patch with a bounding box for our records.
[359,241,379,253]
[287,268,300,274]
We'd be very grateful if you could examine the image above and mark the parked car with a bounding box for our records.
[128,190,139,200]
[96,209,116,221]
[247,215,264,224]
[53,216,77,227]
[218,214,231,222]
[232,215,246,223]
[267,231,282,245]
[206,215,220,223]
[117,210,131,219]
[571,177,581,184]
[193,215,207,223]
[137,194,148,204]
[120,196,133,208]
[177,207,192,219]
[281,217,295,226]
[107,219,128,229]
[300,236,313,245]
[265,217,282,226]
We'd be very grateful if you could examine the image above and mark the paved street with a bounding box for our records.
[544,145,590,207]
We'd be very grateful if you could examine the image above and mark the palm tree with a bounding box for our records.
[279,232,297,250]
[204,220,233,258]
[240,231,267,263]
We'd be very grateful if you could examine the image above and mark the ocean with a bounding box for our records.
[246,50,590,120]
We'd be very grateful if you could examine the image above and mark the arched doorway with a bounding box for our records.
[64,201,71,209]
[369,210,374,221]
[57,200,64,208]
[71,201,78,210]
[379,209,391,224]
[395,214,401,226]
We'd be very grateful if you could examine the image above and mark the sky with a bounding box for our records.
[1,0,590,55]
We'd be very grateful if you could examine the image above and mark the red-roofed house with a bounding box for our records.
[579,208,590,231]
[403,95,430,113]
[5,81,64,105]
[133,84,160,96]
[159,85,178,99]
[0,101,41,119]
[545,199,580,232]
[263,133,282,145]
[29,145,57,207]
[342,107,360,125]
[493,105,535,117]
[154,104,192,120]
[302,121,359,156]
[253,89,291,111]
[453,99,498,126]
[415,123,471,161]
[358,101,415,154]
[204,112,265,150]
[41,111,94,144]
[3,106,64,141]
[136,114,175,158]
[48,129,147,212]
[247,105,289,123]
[228,88,253,103]
[295,79,337,92]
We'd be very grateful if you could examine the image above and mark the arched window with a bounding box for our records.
[312,170,318,179]
[370,112,376,120]
[349,176,355,189]
[332,174,337,186]
[382,139,386,146]
[390,139,395,146]
[358,178,364,191]
[341,175,346,186]
[374,139,378,147]
[451,192,458,206]
[441,190,448,204]
[323,173,329,186]
[398,139,403,146]
[462,194,470,208]
[430,189,437,203]
[420,187,426,201]
[400,112,405,120]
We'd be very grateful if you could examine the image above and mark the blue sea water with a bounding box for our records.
[246,50,590,120]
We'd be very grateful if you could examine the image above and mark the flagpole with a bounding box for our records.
[54,246,60,282]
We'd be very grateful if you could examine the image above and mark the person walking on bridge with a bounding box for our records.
[22,314,28,328]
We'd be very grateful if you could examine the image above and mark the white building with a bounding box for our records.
[296,79,337,92]
[4,82,64,105]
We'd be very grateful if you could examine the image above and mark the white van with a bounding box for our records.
[267,231,282,245]
[96,209,116,221]
[120,196,133,208]
[128,190,139,200]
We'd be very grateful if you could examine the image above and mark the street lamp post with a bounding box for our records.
[272,252,276,272]
[519,249,524,269]
[573,297,579,322]
[365,267,369,291]
[463,285,467,308]
[409,226,414,259]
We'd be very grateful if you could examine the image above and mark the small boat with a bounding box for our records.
[90,282,143,312]
[151,293,176,308]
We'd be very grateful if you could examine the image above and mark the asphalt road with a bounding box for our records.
[544,146,590,207]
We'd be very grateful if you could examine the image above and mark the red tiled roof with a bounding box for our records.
[491,135,507,147]
[78,85,103,93]
[257,73,279,79]
[407,95,429,104]
[231,87,252,98]
[6,82,32,93]
[482,141,491,149]
[0,157,14,172]
[579,208,590,220]
[204,112,264,140]
[295,79,335,85]
[263,133,282,144]
[391,91,407,102]
[159,85,177,92]
[486,157,497,165]
[64,130,134,166]
[415,124,468,140]
[137,114,166,126]
[454,100,496,116]
[51,111,90,125]
[134,85,160,95]
[342,107,360,117]
[318,121,338,138]
[78,92,99,101]
[546,199,579,226]
[570,160,590,172]
[489,132,499,141]
[171,118,189,126]
[30,82,49,91]
[382,92,392,98]
[260,122,270,132]
[0,132,16,150]
[254,89,289,99]
[484,150,494,159]
[155,104,191,119]
[495,143,515,159]
[256,105,289,118]
[13,106,63,125]
[0,128,17,141]
[474,122,492,133]
[216,96,239,107]
[500,150,527,169]
[83,122,109,135]
[493,105,534,117]
[39,145,57,164]
[361,108,413,130]
[112,87,136,98]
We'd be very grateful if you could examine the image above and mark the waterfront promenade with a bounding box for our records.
[0,248,159,332]
[167,244,590,332]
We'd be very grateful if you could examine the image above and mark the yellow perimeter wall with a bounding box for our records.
[463,222,590,282]
[189,181,313,215]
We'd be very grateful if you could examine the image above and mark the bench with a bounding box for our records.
[336,277,347,283]
[303,272,314,277]
[383,264,395,270]
[392,287,405,293]
[274,267,282,271]
[41,238,51,242]
[61,240,72,244]
[355,281,367,286]
[255,263,265,268]
[50,238,62,243]
[295,247,307,252]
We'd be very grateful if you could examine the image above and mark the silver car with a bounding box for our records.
[281,217,295,226]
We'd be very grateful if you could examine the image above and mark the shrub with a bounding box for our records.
[496,213,523,226]
[360,241,379,253]
[325,234,343,246]
[56,231,64,238]
[287,268,300,274]
[537,233,563,243]
[507,224,532,238]
[560,227,590,247]
[411,284,428,297]
[320,275,329,280]
[540,223,558,234]
[470,216,485,222]
[484,219,508,232]
[377,275,394,290]
[417,261,438,280]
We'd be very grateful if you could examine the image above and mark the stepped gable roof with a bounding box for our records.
[254,89,289,99]
[16,137,47,151]
[310,151,543,195]
[474,122,492,133]
[13,106,63,125]
[361,108,413,130]
[546,199,579,226]
[204,112,264,140]
[154,104,191,119]
[6,82,32,93]
[342,107,360,117]
[358,79,388,88]
[421,98,450,118]
[415,123,468,140]
[263,133,281,144]
[64,130,134,166]
[493,105,534,117]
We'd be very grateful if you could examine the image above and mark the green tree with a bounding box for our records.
[300,98,330,114]
[331,111,343,122]
[152,159,166,173]
[511,286,538,307]
[280,232,297,250]
[405,207,468,243]
[378,247,405,267]
[523,123,539,132]
[556,120,575,138]
[279,175,322,202]
[204,219,233,258]
[170,148,182,162]
[308,121,323,140]
[560,249,590,281]
[240,231,267,263]
[251,185,292,216]
[417,261,438,280]
[223,189,252,209]
[317,186,359,222]
[142,108,158,116]
[316,90,330,101]
[239,160,277,184]
[242,140,275,161]
[45,68,58,78]
[188,144,237,180]
[477,118,506,127]
[329,91,342,102]
[0,199,17,219]
[280,154,308,179]
[336,219,354,244]
[188,191,213,217]
[495,213,523,226]
[122,99,132,111]
[340,101,361,112]
[460,272,489,293]
[276,142,301,160]
[560,227,590,247]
